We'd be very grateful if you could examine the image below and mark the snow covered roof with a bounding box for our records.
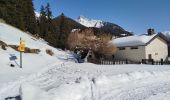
[112,34,158,47]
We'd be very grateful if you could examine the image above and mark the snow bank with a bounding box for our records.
[20,84,50,100]
[2,61,170,100]
[49,77,92,100]
[21,77,93,100]
[47,70,170,100]
[96,71,170,86]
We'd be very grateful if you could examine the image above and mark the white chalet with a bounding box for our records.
[112,33,168,62]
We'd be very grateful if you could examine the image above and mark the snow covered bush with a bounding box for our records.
[20,84,50,100]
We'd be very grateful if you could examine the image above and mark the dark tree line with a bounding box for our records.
[38,3,59,48]
[38,7,85,49]
[0,0,38,34]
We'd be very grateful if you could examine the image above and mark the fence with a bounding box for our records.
[142,59,170,65]
[88,59,170,65]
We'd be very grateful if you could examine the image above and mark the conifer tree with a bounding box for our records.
[0,0,38,34]
[39,5,48,38]
[44,3,58,48]
[22,0,38,34]
[45,3,52,20]
[57,13,71,49]
[45,3,54,34]
[0,0,24,30]
[15,0,25,30]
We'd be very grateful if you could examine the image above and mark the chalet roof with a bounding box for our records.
[112,33,167,47]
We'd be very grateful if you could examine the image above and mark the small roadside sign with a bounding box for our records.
[18,39,26,52]
[9,56,17,61]
[19,44,26,47]
[9,54,17,61]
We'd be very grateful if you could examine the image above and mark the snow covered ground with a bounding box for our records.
[1,62,170,100]
[1,22,170,100]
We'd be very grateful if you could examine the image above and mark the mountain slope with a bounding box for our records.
[53,14,86,31]
[77,16,104,28]
[53,14,132,37]
[77,16,133,36]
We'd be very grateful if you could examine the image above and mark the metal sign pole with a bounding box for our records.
[20,37,22,68]
[18,37,26,68]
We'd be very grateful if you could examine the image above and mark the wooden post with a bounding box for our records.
[151,59,154,65]
[126,59,128,64]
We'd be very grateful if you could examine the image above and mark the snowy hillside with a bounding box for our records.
[0,22,68,55]
[0,22,73,99]
[1,22,170,100]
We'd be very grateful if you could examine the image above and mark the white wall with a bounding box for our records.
[145,37,168,61]
[114,46,145,62]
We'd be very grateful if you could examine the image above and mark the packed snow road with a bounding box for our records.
[1,62,170,100]
[98,71,170,100]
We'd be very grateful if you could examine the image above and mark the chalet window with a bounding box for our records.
[119,47,125,50]
[131,46,138,49]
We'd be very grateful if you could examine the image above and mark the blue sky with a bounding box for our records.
[33,0,170,34]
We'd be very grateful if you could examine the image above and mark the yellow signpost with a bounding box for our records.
[18,38,26,68]
[18,44,25,52]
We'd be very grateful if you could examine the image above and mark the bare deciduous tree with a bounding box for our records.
[67,28,117,58]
